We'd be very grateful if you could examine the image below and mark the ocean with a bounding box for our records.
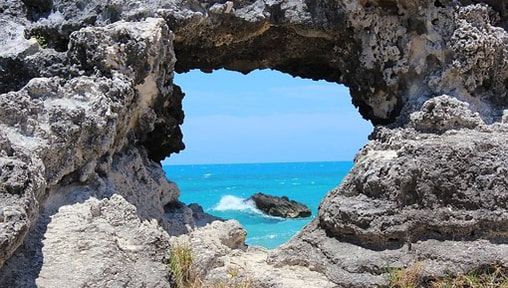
[163,161,352,249]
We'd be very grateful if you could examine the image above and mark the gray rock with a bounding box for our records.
[0,18,189,284]
[170,220,335,288]
[188,202,224,227]
[249,193,311,218]
[410,95,484,133]
[271,98,508,287]
[0,195,172,288]
[0,0,507,287]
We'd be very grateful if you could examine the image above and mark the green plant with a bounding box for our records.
[168,244,198,288]
[227,267,240,279]
[168,244,253,288]
[388,263,424,288]
[430,265,508,288]
[387,264,508,288]
[32,33,49,49]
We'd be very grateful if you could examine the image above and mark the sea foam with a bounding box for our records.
[164,161,353,248]
[213,195,260,213]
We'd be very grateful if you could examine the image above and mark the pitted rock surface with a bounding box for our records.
[0,195,172,288]
[271,97,508,287]
[0,17,189,284]
[0,0,507,287]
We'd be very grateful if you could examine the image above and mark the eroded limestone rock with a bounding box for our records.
[170,220,335,288]
[271,97,508,287]
[0,0,507,287]
[0,17,189,286]
[410,95,484,133]
[0,195,172,287]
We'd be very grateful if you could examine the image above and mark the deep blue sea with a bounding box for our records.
[163,161,352,249]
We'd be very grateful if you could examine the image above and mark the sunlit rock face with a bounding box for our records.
[271,96,508,286]
[0,0,507,287]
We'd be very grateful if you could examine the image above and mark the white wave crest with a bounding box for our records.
[213,195,260,213]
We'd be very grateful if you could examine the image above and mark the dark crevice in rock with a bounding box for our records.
[434,0,446,8]
[0,58,38,95]
[26,27,71,52]
[21,0,53,21]
[141,84,185,162]
[320,216,508,252]
[320,221,406,251]
[0,50,69,95]
[163,200,185,213]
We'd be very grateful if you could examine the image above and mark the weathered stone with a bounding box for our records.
[170,220,335,288]
[0,17,189,284]
[0,195,172,288]
[0,0,507,287]
[249,193,311,218]
[188,203,224,227]
[410,95,484,133]
[271,98,508,287]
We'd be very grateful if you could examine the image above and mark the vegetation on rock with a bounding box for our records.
[32,33,48,48]
[168,243,252,288]
[388,264,508,288]
[169,244,197,288]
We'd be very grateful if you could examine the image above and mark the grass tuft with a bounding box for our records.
[431,265,508,288]
[168,244,252,288]
[387,263,508,288]
[388,262,424,288]
[168,244,200,288]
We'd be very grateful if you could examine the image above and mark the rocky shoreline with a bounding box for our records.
[0,0,507,287]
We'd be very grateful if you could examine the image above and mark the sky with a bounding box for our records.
[163,69,373,165]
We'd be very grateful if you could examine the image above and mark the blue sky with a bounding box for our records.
[163,69,373,165]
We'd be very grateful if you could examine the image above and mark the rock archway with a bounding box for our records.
[0,0,507,287]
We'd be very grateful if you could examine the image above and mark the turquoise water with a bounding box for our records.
[163,161,352,249]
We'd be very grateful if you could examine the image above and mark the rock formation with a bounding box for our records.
[170,220,335,287]
[249,193,311,218]
[0,16,200,286]
[271,95,508,286]
[0,0,507,287]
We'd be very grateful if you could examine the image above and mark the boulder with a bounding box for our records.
[248,193,311,218]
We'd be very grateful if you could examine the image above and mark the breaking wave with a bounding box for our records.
[213,195,261,214]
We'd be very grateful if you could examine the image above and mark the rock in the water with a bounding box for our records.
[249,193,311,218]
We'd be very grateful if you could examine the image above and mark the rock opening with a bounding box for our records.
[0,0,507,287]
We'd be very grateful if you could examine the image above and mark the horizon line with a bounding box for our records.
[162,159,354,166]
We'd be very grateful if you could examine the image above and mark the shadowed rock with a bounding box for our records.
[249,193,311,218]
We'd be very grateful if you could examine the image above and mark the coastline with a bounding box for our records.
[163,161,352,248]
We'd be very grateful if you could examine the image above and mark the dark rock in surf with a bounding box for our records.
[248,193,311,218]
